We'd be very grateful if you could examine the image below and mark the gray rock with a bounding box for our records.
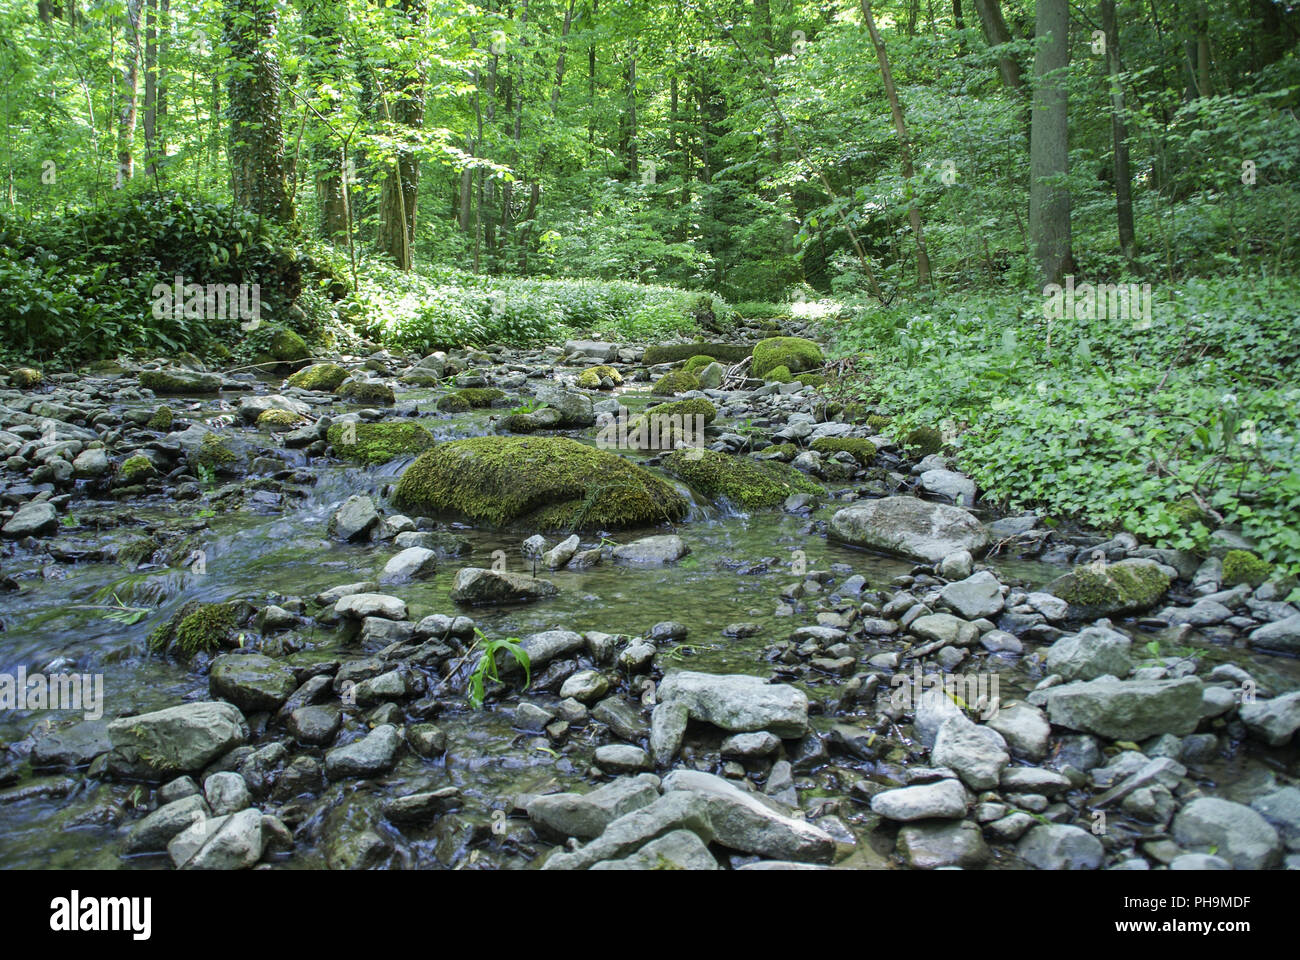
[564,339,618,361]
[516,630,586,670]
[31,719,111,768]
[542,534,581,570]
[662,769,834,863]
[203,771,252,816]
[527,774,661,839]
[1017,824,1104,870]
[870,778,968,822]
[542,790,714,870]
[334,593,408,620]
[124,794,211,854]
[209,654,298,712]
[1239,691,1300,746]
[559,669,610,703]
[1249,614,1300,655]
[2,500,58,538]
[932,717,1009,790]
[1172,797,1282,870]
[176,807,264,870]
[650,670,809,763]
[590,828,718,870]
[939,571,1004,620]
[896,820,990,869]
[1045,676,1204,740]
[919,468,976,506]
[450,567,559,605]
[380,546,438,583]
[1044,624,1133,682]
[611,534,689,564]
[594,744,651,772]
[324,724,401,779]
[986,702,1051,761]
[108,701,249,778]
[829,496,988,563]
[329,495,379,542]
[1249,787,1300,851]
[938,550,973,580]
[720,731,782,758]
[535,383,596,427]
[288,704,341,746]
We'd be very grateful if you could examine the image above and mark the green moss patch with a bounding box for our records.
[810,437,877,464]
[651,370,700,396]
[661,449,825,509]
[751,336,823,379]
[393,435,688,531]
[148,601,239,658]
[1222,549,1271,587]
[336,379,396,405]
[1045,558,1172,619]
[643,343,754,365]
[288,362,348,391]
[327,421,436,464]
[437,387,506,412]
[904,425,943,457]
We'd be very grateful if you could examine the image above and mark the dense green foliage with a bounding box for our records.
[829,276,1300,573]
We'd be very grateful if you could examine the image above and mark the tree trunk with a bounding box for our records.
[861,1,931,286]
[116,0,142,187]
[303,0,348,238]
[1028,0,1071,285]
[223,0,293,222]
[972,0,1023,90]
[376,0,425,269]
[1100,0,1134,261]
[143,0,157,180]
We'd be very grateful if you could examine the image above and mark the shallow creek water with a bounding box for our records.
[1,377,1296,870]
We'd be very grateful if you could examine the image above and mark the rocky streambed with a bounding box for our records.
[1,326,1298,871]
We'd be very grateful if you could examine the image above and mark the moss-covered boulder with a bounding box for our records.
[765,364,794,383]
[257,408,304,430]
[194,433,238,472]
[1045,558,1173,620]
[1222,549,1270,587]
[145,406,174,431]
[619,397,717,450]
[268,327,310,362]
[661,449,825,509]
[327,421,436,464]
[577,365,623,389]
[651,370,700,396]
[866,414,893,433]
[288,362,348,392]
[140,369,222,395]
[10,366,43,389]
[643,343,754,365]
[336,379,396,405]
[437,388,507,412]
[810,437,876,464]
[119,455,157,484]
[751,336,823,379]
[148,601,242,659]
[904,425,943,457]
[683,355,717,375]
[393,436,688,530]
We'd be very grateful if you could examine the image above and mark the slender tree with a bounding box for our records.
[1028,0,1071,285]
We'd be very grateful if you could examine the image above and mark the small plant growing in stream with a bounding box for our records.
[465,628,531,710]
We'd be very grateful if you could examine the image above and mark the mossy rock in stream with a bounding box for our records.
[326,421,436,464]
[268,327,310,362]
[651,370,700,396]
[903,425,943,458]
[139,369,222,395]
[145,406,174,430]
[1044,558,1172,620]
[437,388,507,412]
[620,397,718,449]
[1221,549,1271,588]
[10,366,43,389]
[119,455,157,484]
[810,437,877,464]
[392,435,688,530]
[683,355,717,375]
[643,343,754,365]
[661,449,825,509]
[576,365,622,389]
[765,364,794,383]
[287,362,348,392]
[336,379,396,405]
[148,601,241,659]
[750,336,823,379]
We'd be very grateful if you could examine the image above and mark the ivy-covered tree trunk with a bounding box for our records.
[1028,0,1071,286]
[223,0,293,223]
[302,0,347,239]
